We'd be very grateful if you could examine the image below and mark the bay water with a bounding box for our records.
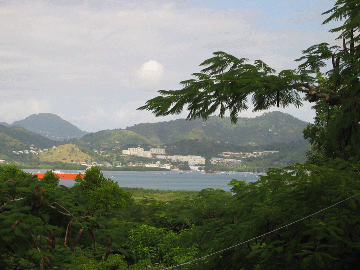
[25,169,262,191]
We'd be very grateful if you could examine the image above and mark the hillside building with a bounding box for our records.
[122,147,165,158]
[169,155,205,165]
[150,148,166,154]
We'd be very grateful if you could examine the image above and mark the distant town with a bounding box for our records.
[7,145,280,171]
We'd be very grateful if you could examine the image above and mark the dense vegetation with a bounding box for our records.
[2,0,360,269]
[2,159,360,269]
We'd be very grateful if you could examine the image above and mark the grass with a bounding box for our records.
[123,187,199,202]
[39,144,94,164]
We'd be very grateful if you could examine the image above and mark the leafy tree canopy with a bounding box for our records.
[138,0,360,161]
[40,170,60,189]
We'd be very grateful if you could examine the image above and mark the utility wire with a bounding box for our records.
[161,191,360,270]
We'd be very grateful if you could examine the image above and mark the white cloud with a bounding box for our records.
[137,60,164,83]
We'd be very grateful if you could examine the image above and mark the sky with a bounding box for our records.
[0,0,338,132]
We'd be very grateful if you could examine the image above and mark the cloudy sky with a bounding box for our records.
[0,0,337,132]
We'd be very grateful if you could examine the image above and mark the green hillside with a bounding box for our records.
[74,129,152,149]
[0,133,26,161]
[0,124,57,149]
[0,124,59,164]
[126,111,308,145]
[0,133,25,150]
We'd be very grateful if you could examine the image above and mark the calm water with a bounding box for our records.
[25,169,263,191]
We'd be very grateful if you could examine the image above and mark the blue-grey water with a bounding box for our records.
[25,170,263,191]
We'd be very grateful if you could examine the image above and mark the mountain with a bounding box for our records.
[11,113,88,141]
[126,111,308,146]
[0,122,9,127]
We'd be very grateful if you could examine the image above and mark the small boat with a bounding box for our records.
[34,170,84,180]
[205,170,217,174]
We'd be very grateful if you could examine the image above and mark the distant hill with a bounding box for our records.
[11,113,88,141]
[0,124,58,162]
[0,124,57,149]
[126,111,308,146]
[0,111,310,166]
[39,144,94,164]
[74,129,151,149]
[0,122,9,127]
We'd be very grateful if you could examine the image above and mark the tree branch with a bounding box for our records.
[47,202,74,217]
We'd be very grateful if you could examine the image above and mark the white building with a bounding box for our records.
[122,149,130,155]
[189,165,200,171]
[150,148,166,155]
[188,156,206,165]
[169,155,189,162]
[123,147,144,156]
[168,155,205,165]
[129,147,144,155]
[145,163,160,168]
[122,147,153,158]
[140,151,152,158]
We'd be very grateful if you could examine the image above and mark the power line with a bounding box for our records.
[161,191,360,269]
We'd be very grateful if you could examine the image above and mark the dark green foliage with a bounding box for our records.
[129,225,197,267]
[75,166,134,211]
[2,159,360,269]
[0,165,57,269]
[89,182,134,211]
[75,166,108,191]
[174,159,360,270]
[0,165,136,269]
[40,170,60,189]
